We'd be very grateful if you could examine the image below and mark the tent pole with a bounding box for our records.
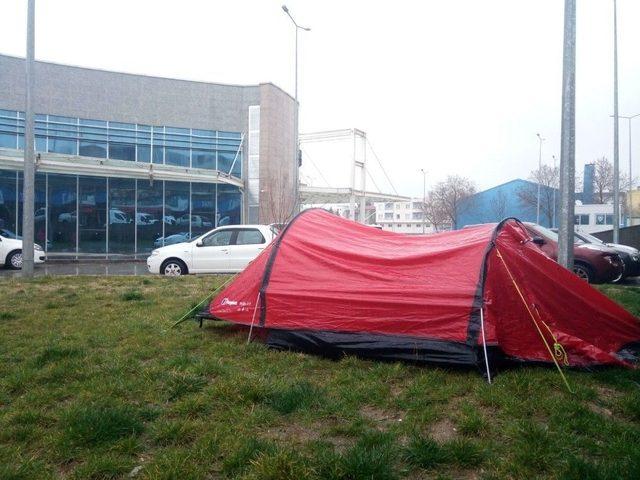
[479,305,492,384]
[247,292,261,344]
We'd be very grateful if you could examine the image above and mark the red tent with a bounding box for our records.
[209,209,640,372]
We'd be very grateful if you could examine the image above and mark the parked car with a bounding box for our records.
[147,225,277,275]
[153,232,192,248]
[176,214,213,228]
[0,231,45,270]
[524,223,623,283]
[136,212,159,225]
[109,209,132,225]
[551,228,640,279]
[163,215,177,225]
[58,211,76,223]
[0,228,52,250]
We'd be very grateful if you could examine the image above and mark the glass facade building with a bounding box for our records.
[0,109,242,176]
[0,108,243,256]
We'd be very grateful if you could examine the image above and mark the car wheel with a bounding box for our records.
[6,250,23,270]
[161,259,187,276]
[573,262,593,283]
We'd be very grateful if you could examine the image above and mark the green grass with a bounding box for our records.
[0,277,639,479]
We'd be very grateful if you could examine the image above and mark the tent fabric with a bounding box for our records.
[210,208,640,370]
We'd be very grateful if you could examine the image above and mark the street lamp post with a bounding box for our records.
[619,114,640,190]
[420,169,426,234]
[22,0,36,277]
[612,0,620,242]
[281,5,310,216]
[536,133,545,225]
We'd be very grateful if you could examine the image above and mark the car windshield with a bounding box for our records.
[532,225,559,242]
[577,231,605,245]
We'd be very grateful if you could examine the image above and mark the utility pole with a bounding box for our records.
[536,133,544,225]
[612,0,620,242]
[558,0,576,270]
[421,169,426,234]
[22,0,36,277]
[281,5,310,216]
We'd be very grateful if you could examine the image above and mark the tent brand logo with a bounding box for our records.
[220,298,238,306]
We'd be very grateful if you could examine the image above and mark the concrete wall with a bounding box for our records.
[0,54,261,132]
[258,84,297,224]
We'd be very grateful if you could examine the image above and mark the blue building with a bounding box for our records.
[456,179,559,229]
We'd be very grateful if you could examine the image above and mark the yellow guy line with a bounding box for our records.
[495,248,573,393]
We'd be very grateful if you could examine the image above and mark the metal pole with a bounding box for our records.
[536,134,544,225]
[613,0,620,242]
[350,129,356,220]
[558,0,576,270]
[22,0,36,277]
[630,118,633,190]
[282,6,309,218]
[359,133,366,223]
[421,169,426,234]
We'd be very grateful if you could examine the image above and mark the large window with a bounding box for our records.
[48,174,77,252]
[165,181,190,242]
[108,178,135,253]
[108,122,136,161]
[0,170,17,233]
[0,168,242,255]
[191,183,216,238]
[78,176,107,253]
[165,127,190,167]
[0,109,18,148]
[136,180,163,253]
[79,119,107,158]
[0,109,243,176]
[217,184,241,226]
[48,115,78,155]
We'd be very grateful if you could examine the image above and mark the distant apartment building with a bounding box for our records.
[373,200,443,234]
[574,203,621,234]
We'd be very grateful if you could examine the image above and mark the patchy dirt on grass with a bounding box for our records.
[263,420,354,452]
[428,417,458,442]
[360,405,405,430]
[587,401,614,418]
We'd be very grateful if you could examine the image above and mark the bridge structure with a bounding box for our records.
[298,128,409,222]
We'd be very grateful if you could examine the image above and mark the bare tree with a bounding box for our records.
[261,166,297,225]
[592,157,632,204]
[425,175,476,229]
[517,164,559,226]
[490,190,508,221]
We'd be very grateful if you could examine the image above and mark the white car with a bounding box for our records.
[147,225,277,275]
[0,232,45,270]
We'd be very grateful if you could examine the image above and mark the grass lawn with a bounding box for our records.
[1,276,640,480]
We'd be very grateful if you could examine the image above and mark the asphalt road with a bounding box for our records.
[0,261,151,277]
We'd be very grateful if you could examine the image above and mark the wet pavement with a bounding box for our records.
[0,261,151,277]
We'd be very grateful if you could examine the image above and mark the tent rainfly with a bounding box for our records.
[209,209,640,376]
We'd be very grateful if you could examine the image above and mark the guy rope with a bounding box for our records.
[495,248,573,393]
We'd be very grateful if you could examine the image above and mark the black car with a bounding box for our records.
[552,228,640,279]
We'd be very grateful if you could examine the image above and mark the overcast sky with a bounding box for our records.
[1,0,639,197]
